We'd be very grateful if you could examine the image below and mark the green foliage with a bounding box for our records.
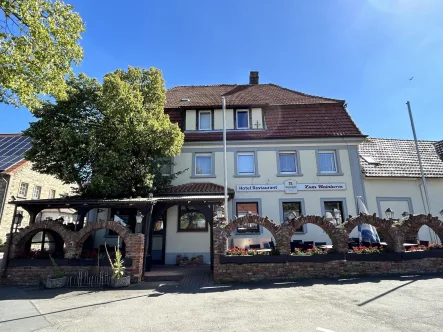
[0,0,85,110]
[105,239,125,279]
[24,67,184,198]
[49,254,64,278]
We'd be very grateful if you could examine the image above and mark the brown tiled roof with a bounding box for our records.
[165,84,342,108]
[158,182,234,195]
[167,104,364,141]
[359,138,443,178]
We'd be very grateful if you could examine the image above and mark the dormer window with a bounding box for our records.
[236,109,249,129]
[198,110,212,130]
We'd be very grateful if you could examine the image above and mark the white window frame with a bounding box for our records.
[194,152,213,176]
[198,110,212,130]
[236,109,250,129]
[18,182,29,198]
[32,185,42,199]
[49,189,56,199]
[236,152,255,175]
[278,151,298,174]
[317,150,338,174]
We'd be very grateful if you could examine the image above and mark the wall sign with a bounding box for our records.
[236,181,346,193]
[298,183,346,191]
[236,184,284,192]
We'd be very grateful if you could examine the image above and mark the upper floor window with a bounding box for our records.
[236,109,249,129]
[318,151,338,174]
[194,153,213,176]
[237,152,255,175]
[198,110,212,130]
[32,185,41,199]
[49,190,56,199]
[18,182,29,197]
[279,151,297,174]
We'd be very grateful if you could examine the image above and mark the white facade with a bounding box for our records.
[363,177,443,242]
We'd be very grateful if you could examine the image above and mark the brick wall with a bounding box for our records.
[214,256,443,282]
[1,220,145,285]
[0,162,73,241]
[3,266,113,286]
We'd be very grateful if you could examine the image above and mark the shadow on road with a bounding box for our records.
[0,273,439,324]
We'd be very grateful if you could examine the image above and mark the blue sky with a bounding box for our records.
[1,0,443,140]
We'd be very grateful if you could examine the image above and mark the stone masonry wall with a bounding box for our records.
[214,257,443,282]
[1,220,145,285]
[0,161,73,241]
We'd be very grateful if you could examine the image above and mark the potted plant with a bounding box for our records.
[46,255,67,288]
[288,247,344,262]
[105,238,130,288]
[346,246,401,261]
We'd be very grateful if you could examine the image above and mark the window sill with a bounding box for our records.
[276,173,304,177]
[177,229,208,233]
[104,235,118,238]
[234,232,262,235]
[190,175,216,178]
[233,174,260,178]
[17,196,27,199]
[316,172,344,176]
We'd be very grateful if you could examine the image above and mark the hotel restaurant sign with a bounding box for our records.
[236,180,346,194]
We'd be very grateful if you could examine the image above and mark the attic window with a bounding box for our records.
[361,155,379,164]
[181,98,190,102]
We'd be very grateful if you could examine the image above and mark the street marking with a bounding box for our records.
[317,328,336,332]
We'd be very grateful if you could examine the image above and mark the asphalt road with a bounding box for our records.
[1,274,443,332]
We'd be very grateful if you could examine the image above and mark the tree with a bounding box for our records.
[24,67,185,198]
[0,0,85,110]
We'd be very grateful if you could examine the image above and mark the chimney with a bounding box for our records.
[249,71,259,85]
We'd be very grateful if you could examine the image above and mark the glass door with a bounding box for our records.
[151,214,166,264]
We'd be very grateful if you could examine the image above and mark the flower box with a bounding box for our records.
[402,250,443,260]
[345,253,401,261]
[287,253,344,262]
[219,255,286,264]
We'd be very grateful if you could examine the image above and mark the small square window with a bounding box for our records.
[236,202,260,233]
[18,183,29,197]
[198,111,211,130]
[195,153,212,175]
[282,201,304,232]
[178,206,208,232]
[236,110,249,129]
[324,201,344,224]
[237,152,255,174]
[318,151,338,173]
[49,190,56,199]
[32,185,41,199]
[279,152,297,173]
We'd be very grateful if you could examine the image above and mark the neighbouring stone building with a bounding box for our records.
[0,134,72,241]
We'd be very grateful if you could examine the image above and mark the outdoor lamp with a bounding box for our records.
[440,209,443,217]
[385,208,394,219]
[136,211,144,224]
[216,206,223,219]
[14,212,23,225]
[401,211,409,218]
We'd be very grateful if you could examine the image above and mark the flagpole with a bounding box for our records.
[222,97,229,223]
[407,101,436,243]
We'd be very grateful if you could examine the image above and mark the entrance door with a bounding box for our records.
[151,213,166,264]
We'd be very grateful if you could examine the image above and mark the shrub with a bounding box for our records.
[291,246,327,256]
[352,246,383,254]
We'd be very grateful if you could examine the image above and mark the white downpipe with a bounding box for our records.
[222,97,229,222]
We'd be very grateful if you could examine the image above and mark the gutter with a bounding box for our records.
[0,173,10,225]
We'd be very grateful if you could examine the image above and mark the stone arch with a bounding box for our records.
[74,220,133,258]
[9,220,75,258]
[400,214,443,244]
[223,215,287,253]
[283,216,348,253]
[342,214,399,252]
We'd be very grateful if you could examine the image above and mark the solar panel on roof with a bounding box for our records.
[0,136,32,171]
